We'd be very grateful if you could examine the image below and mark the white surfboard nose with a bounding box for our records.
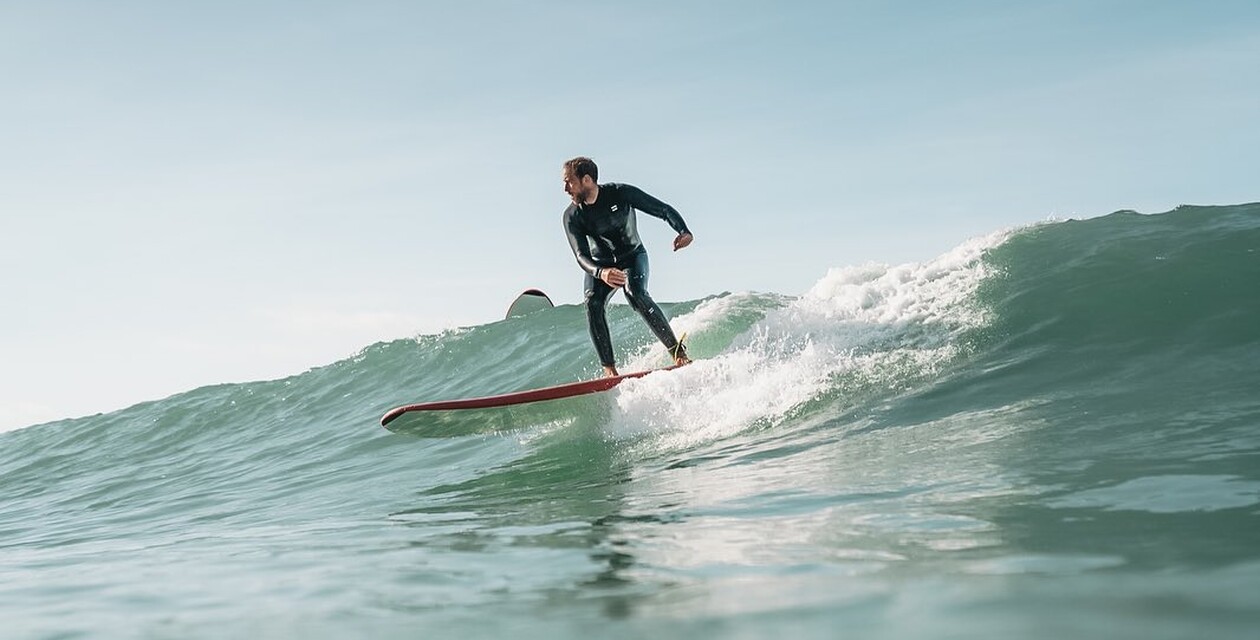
[506,288,554,318]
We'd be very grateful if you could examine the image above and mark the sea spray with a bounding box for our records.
[608,229,1015,448]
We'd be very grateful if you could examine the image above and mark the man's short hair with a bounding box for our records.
[564,156,598,182]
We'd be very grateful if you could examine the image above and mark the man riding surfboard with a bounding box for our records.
[561,156,693,377]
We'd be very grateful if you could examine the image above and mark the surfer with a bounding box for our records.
[562,156,693,377]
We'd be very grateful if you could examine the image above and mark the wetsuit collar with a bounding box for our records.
[583,184,600,206]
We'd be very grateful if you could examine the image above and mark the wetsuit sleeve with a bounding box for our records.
[563,208,602,277]
[622,184,691,235]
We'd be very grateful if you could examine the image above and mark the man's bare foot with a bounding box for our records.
[603,365,620,378]
[670,333,691,367]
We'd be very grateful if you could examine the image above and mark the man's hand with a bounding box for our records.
[673,232,694,252]
[600,267,628,287]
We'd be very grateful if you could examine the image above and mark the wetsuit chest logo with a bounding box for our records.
[610,205,619,212]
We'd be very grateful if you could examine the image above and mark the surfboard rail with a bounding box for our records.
[380,364,681,427]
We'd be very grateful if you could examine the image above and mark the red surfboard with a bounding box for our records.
[380,364,683,428]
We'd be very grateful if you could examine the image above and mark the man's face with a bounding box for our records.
[563,170,593,204]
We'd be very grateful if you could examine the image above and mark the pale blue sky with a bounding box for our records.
[3,1,1258,430]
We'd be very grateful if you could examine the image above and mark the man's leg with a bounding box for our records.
[622,252,689,365]
[584,273,620,375]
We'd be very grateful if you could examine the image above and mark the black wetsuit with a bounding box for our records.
[563,183,690,368]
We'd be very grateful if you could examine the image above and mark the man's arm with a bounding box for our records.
[622,184,690,236]
[622,184,694,252]
[563,209,602,277]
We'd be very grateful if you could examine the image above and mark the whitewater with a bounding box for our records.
[2,204,1258,639]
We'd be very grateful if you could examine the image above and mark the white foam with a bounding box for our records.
[647,291,775,351]
[607,229,1015,449]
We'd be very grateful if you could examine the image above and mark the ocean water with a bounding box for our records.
[3,204,1259,639]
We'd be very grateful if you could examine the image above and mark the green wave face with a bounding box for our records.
[3,204,1258,639]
